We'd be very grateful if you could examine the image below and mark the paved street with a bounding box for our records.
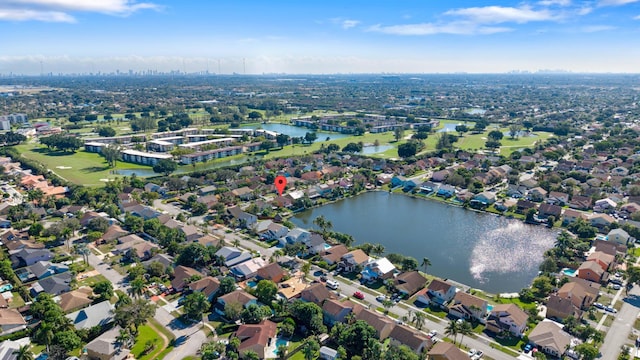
[599,285,640,360]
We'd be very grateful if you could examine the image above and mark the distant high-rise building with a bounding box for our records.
[0,119,10,130]
[0,113,28,124]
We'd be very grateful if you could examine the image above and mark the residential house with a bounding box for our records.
[58,287,93,313]
[0,309,26,335]
[436,184,456,198]
[28,260,69,279]
[30,272,72,296]
[235,320,277,359]
[418,279,457,307]
[300,283,335,306]
[621,202,640,215]
[339,249,370,272]
[393,271,427,297]
[256,263,287,283]
[562,209,585,225]
[586,251,614,272]
[66,301,114,330]
[528,320,572,358]
[171,265,203,292]
[528,187,548,202]
[231,257,267,280]
[388,325,433,354]
[485,303,529,337]
[547,192,570,206]
[321,244,349,265]
[577,260,606,283]
[428,341,469,360]
[100,224,129,243]
[557,278,600,311]
[257,221,288,241]
[538,203,562,219]
[142,253,174,269]
[84,325,130,360]
[568,195,592,210]
[391,176,407,188]
[216,246,253,267]
[506,184,527,199]
[231,187,254,200]
[472,191,497,205]
[595,198,617,211]
[607,228,632,245]
[144,182,167,195]
[216,290,257,315]
[187,276,221,301]
[588,213,616,229]
[448,291,488,323]
[420,181,440,194]
[322,299,362,326]
[276,276,308,301]
[319,346,339,360]
[227,206,258,229]
[516,199,537,214]
[10,248,53,268]
[284,228,311,245]
[354,308,396,340]
[431,170,450,183]
[361,257,396,282]
[546,294,582,321]
[594,239,627,256]
[180,225,202,242]
[0,218,11,229]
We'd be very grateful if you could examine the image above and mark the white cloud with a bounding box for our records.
[444,5,559,24]
[581,25,616,32]
[635,14,640,19]
[578,6,593,15]
[538,0,572,6]
[0,8,74,22]
[368,22,512,36]
[341,19,360,29]
[0,0,159,22]
[598,0,640,5]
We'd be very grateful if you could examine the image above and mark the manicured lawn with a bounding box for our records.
[77,274,108,287]
[13,143,151,186]
[9,292,25,308]
[131,320,171,360]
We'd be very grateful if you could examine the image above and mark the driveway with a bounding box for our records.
[599,285,640,360]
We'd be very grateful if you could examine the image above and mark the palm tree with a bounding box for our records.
[371,244,385,257]
[129,278,145,298]
[554,231,574,257]
[276,344,287,360]
[313,215,333,236]
[458,320,473,346]
[421,257,432,274]
[445,319,460,344]
[233,238,241,248]
[12,344,34,360]
[301,261,311,283]
[270,249,284,263]
[115,328,132,349]
[413,311,426,330]
[35,323,54,353]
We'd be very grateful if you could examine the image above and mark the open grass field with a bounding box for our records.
[131,320,172,360]
[13,142,151,186]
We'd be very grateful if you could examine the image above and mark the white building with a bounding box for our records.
[0,113,27,124]
[0,119,10,130]
[121,149,173,166]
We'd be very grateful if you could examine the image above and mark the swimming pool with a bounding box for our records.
[487,304,493,312]
[269,338,288,357]
[246,280,258,288]
[323,243,332,250]
[0,284,13,292]
[562,268,577,277]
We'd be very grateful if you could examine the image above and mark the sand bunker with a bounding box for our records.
[55,166,72,169]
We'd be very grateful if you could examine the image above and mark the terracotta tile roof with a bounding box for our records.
[59,286,93,312]
[428,342,469,360]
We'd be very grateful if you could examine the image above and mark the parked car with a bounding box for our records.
[353,291,365,300]
[605,306,617,313]
[376,295,387,302]
[427,330,438,338]
[612,284,621,290]
[593,302,604,309]
[524,344,533,353]
[467,348,477,357]
[326,280,339,290]
[472,350,484,360]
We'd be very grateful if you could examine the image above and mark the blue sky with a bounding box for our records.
[1,0,639,74]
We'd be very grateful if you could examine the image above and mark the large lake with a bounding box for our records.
[291,191,557,294]
[242,123,350,142]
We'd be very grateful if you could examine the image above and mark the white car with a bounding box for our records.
[427,330,438,338]
[467,349,477,357]
[326,280,339,290]
[472,351,484,360]
[376,295,387,302]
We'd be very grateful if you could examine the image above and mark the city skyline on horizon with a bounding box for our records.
[1,0,640,75]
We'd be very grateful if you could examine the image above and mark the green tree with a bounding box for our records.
[445,319,460,344]
[183,291,211,320]
[397,141,418,158]
[240,304,272,324]
[458,320,473,346]
[92,280,114,301]
[55,330,82,351]
[337,320,377,356]
[153,159,178,176]
[393,127,404,142]
[219,277,236,296]
[129,277,146,298]
[313,215,333,236]
[255,280,278,304]
[401,257,418,271]
[12,344,34,360]
[224,302,243,321]
[302,338,320,360]
[421,257,431,274]
[101,143,121,168]
[575,343,599,360]
[304,132,317,144]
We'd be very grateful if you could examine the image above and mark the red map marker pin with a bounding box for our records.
[275,176,287,196]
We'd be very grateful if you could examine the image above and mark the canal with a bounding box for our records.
[291,191,557,294]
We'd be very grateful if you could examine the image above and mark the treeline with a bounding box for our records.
[39,134,83,152]
[0,132,26,146]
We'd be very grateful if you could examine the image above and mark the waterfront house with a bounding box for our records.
[577,261,606,283]
[568,195,592,210]
[448,291,488,323]
[538,203,562,219]
[586,251,614,272]
[528,320,572,358]
[236,320,278,360]
[485,303,529,337]
[321,244,349,265]
[546,294,582,321]
[562,209,585,225]
[391,176,407,188]
[588,213,616,229]
[339,249,370,272]
[528,187,548,202]
[436,184,456,198]
[419,279,457,307]
[285,228,311,245]
[472,191,497,205]
[516,199,537,214]
[361,257,396,282]
[547,191,570,206]
[392,271,427,297]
